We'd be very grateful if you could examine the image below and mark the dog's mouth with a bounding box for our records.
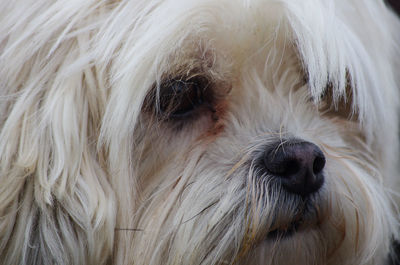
[266,220,303,240]
[265,197,325,240]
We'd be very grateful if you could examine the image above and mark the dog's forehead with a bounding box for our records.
[145,1,289,62]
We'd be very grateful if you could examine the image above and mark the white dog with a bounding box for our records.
[1,0,400,264]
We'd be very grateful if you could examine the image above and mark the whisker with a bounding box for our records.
[182,201,218,224]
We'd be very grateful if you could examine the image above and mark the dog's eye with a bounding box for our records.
[318,83,356,120]
[158,76,212,119]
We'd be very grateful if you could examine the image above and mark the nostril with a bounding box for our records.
[313,155,326,175]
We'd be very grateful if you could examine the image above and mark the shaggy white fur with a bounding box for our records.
[1,0,400,264]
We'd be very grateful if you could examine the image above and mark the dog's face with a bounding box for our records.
[1,0,400,265]
[115,1,400,264]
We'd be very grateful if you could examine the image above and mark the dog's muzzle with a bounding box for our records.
[260,140,326,197]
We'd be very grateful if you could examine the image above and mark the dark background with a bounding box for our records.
[387,0,400,15]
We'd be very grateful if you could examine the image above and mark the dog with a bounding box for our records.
[1,0,400,264]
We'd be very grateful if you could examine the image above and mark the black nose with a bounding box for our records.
[263,141,325,196]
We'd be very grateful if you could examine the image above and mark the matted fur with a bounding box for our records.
[1,0,400,264]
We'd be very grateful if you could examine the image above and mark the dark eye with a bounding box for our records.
[318,82,355,120]
[158,76,212,119]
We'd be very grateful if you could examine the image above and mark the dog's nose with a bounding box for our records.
[263,141,325,196]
